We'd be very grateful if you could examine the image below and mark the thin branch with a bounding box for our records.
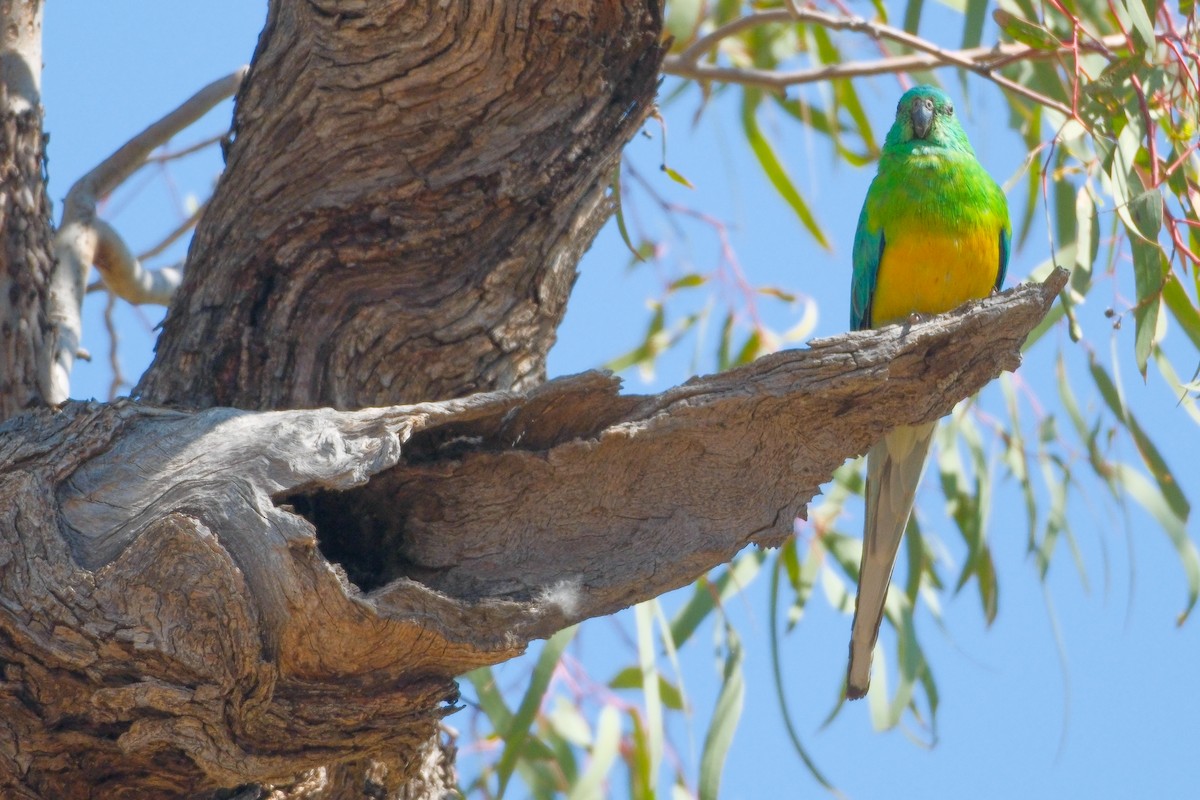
[103,291,127,401]
[44,67,247,405]
[138,200,208,261]
[663,8,1146,117]
[145,132,228,164]
[61,68,247,219]
[92,219,182,305]
[673,9,790,65]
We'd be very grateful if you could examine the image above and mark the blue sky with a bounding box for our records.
[43,4,1199,798]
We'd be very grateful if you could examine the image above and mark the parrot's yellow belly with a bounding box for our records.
[871,227,1000,327]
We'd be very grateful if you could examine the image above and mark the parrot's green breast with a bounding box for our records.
[864,151,1007,326]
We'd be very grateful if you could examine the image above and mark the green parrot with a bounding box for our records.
[846,85,1010,700]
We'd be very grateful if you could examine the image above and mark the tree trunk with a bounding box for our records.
[0,0,52,420]
[137,0,663,412]
[0,0,1068,796]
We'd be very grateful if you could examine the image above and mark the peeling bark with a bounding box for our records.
[0,271,1064,797]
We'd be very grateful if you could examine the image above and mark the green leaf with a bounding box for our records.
[768,557,840,792]
[668,550,766,649]
[772,94,839,137]
[548,696,592,747]
[567,705,621,800]
[608,669,685,711]
[1111,464,1200,624]
[465,666,513,730]
[662,164,695,189]
[667,273,706,291]
[1053,169,1077,251]
[1130,238,1167,376]
[740,89,830,249]
[664,0,704,49]
[652,599,691,714]
[1015,117,1042,250]
[938,412,993,610]
[904,0,926,34]
[495,626,578,799]
[787,537,824,631]
[1035,457,1072,580]
[611,165,644,263]
[733,329,762,366]
[715,0,740,24]
[1088,355,1190,524]
[634,602,664,785]
[699,623,744,800]
[758,285,797,302]
[626,709,651,800]
[886,608,922,727]
[1121,0,1155,51]
[1072,187,1098,296]
[975,546,999,624]
[605,302,664,374]
[1129,188,1164,241]
[1083,57,1140,104]
[833,79,881,162]
[1154,349,1200,426]
[716,311,735,372]
[1162,273,1200,352]
[1020,297,1065,352]
[993,10,1061,50]
[962,0,988,48]
[1000,375,1038,552]
[1120,188,1167,376]
[1088,349,1196,621]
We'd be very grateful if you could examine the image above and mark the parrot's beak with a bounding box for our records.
[910,100,933,139]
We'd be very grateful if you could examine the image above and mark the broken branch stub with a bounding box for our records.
[0,270,1064,792]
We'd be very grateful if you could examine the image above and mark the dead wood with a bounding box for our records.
[0,269,1065,796]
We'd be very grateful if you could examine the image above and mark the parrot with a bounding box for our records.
[845,85,1010,700]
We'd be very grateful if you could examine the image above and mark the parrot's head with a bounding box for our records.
[885,85,973,153]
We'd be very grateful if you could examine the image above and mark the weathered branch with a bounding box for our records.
[0,270,1065,796]
[90,219,182,303]
[45,68,246,404]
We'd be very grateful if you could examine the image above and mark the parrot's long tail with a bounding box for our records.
[846,421,936,700]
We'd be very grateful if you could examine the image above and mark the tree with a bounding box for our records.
[1,1,1195,798]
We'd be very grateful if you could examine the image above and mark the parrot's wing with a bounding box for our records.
[996,223,1011,291]
[846,421,936,699]
[850,191,883,332]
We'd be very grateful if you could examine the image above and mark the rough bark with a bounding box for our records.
[0,270,1065,798]
[0,0,53,421]
[137,0,664,412]
[0,0,1069,795]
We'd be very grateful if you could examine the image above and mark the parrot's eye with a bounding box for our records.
[945,104,954,116]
